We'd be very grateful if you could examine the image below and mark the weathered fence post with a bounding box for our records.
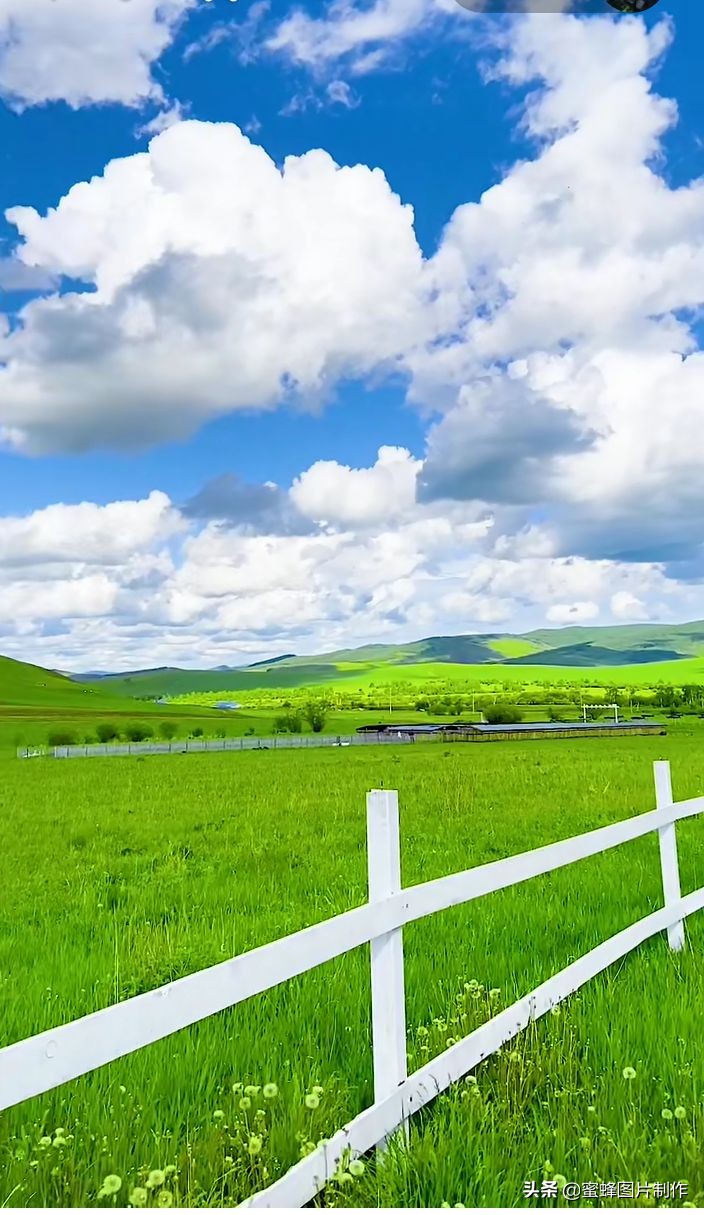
[366,790,407,1136]
[654,760,685,951]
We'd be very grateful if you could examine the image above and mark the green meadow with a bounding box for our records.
[90,655,704,702]
[2,725,704,1207]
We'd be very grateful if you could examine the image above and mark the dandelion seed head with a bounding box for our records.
[305,1093,320,1110]
[263,1083,278,1100]
[674,1106,687,1119]
[129,1186,148,1207]
[662,1108,674,1121]
[146,1169,166,1188]
[99,1175,122,1197]
[622,1067,636,1080]
[349,1160,365,1177]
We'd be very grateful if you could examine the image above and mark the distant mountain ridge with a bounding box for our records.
[57,619,704,699]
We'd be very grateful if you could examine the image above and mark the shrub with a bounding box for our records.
[274,711,303,734]
[483,705,524,725]
[305,702,327,733]
[191,727,204,738]
[47,729,77,746]
[548,707,565,723]
[96,722,120,743]
[124,723,154,743]
[159,721,178,741]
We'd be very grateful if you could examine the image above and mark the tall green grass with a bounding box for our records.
[1,731,703,1206]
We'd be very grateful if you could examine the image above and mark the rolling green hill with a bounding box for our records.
[0,655,128,710]
[0,654,228,755]
[73,619,704,698]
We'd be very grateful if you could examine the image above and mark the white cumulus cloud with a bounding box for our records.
[1,121,427,454]
[0,0,194,109]
[291,446,422,526]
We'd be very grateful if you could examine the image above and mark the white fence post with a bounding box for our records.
[654,761,685,951]
[366,790,407,1133]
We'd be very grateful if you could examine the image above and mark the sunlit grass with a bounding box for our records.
[1,730,703,1206]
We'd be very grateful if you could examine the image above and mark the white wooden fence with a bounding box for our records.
[1,760,703,1209]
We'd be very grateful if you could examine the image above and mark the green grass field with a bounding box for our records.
[2,726,704,1207]
[165,659,704,717]
[89,655,704,700]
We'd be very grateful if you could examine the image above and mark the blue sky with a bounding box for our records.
[0,0,702,670]
[0,1,525,511]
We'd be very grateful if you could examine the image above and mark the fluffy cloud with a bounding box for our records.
[0,0,193,109]
[409,12,704,572]
[547,601,600,625]
[266,0,458,75]
[183,474,315,536]
[0,493,179,636]
[291,446,422,526]
[611,591,649,622]
[0,463,693,671]
[418,377,594,506]
[1,121,426,454]
[0,491,180,567]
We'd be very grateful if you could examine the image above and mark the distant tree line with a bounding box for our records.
[46,721,223,747]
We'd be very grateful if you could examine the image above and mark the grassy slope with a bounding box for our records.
[0,655,230,758]
[486,638,542,659]
[525,620,704,654]
[0,655,130,710]
[341,656,704,687]
[1,726,703,1206]
[79,621,704,699]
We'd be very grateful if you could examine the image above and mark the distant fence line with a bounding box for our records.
[18,733,416,760]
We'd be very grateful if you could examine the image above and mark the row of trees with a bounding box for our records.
[46,722,212,747]
[221,680,704,718]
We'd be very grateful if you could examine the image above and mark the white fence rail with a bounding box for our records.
[1,761,703,1209]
